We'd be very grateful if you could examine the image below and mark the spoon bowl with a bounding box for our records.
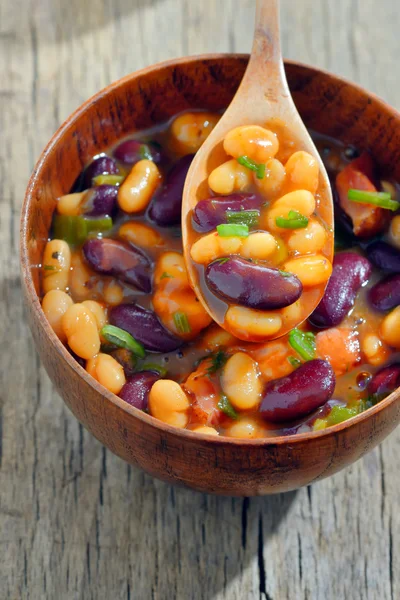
[182,0,334,341]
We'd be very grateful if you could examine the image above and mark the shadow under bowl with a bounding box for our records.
[20,54,400,496]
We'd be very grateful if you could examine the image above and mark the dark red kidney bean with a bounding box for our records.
[205,257,302,310]
[109,303,183,352]
[83,155,119,187]
[367,240,400,273]
[83,238,152,293]
[281,399,343,435]
[119,371,160,410]
[309,252,371,328]
[111,348,137,378]
[148,154,194,226]
[81,185,118,216]
[113,139,162,164]
[367,364,400,398]
[192,193,262,232]
[260,359,336,423]
[368,274,400,312]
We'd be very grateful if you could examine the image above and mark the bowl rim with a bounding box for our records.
[20,52,400,447]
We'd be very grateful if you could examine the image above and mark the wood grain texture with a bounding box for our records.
[1,1,400,599]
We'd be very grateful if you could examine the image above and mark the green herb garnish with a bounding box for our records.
[278,270,292,278]
[214,257,231,265]
[237,155,265,179]
[348,189,400,211]
[288,328,316,361]
[287,356,301,368]
[43,264,60,271]
[326,405,359,426]
[226,209,260,228]
[141,363,168,377]
[100,324,146,358]
[160,272,174,280]
[217,223,249,238]
[207,350,228,375]
[275,210,309,229]
[52,215,113,245]
[138,144,153,160]
[217,395,238,419]
[92,174,125,186]
[173,311,191,335]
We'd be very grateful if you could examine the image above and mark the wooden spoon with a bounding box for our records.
[182,0,334,342]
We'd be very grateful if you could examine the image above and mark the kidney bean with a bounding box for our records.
[81,185,118,216]
[113,139,162,164]
[119,371,160,410]
[367,364,400,400]
[309,252,371,328]
[109,303,183,352]
[83,238,152,293]
[260,359,336,423]
[367,240,400,273]
[192,193,261,232]
[83,156,119,187]
[205,257,302,310]
[148,154,194,226]
[368,274,400,312]
[281,399,343,435]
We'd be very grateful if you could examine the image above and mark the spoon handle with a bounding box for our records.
[232,0,291,114]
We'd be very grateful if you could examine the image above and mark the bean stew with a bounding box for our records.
[40,110,400,438]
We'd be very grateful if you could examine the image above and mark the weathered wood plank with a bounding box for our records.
[0,0,399,598]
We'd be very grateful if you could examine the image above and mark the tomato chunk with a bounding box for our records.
[335,153,389,237]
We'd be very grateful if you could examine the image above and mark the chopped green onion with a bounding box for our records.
[207,350,228,374]
[173,311,191,335]
[226,210,260,228]
[217,223,249,238]
[217,395,238,419]
[43,264,60,271]
[275,210,309,229]
[278,270,292,278]
[52,215,113,245]
[100,324,146,358]
[313,418,328,431]
[214,257,230,265]
[326,405,359,426]
[287,356,301,368]
[92,174,125,186]
[139,145,153,160]
[288,328,316,361]
[237,155,265,179]
[256,163,266,179]
[141,363,168,377]
[160,272,174,280]
[77,216,113,241]
[348,189,400,211]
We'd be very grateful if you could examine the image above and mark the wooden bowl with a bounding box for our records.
[20,55,400,496]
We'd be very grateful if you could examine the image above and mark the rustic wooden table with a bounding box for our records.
[1,0,399,598]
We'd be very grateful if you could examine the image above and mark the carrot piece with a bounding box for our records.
[316,327,361,376]
[335,152,389,237]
